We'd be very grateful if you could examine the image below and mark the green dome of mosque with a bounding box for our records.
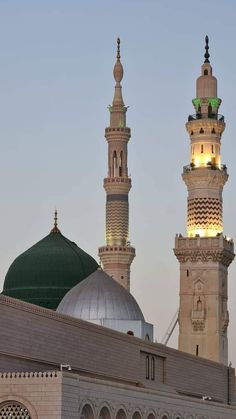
[2,218,98,310]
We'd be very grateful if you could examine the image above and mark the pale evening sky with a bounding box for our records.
[0,0,236,364]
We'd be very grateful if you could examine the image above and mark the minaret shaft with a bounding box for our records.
[174,37,234,365]
[98,39,135,290]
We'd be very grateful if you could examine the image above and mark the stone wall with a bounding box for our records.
[0,295,234,405]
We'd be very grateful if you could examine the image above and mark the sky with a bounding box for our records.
[0,0,236,365]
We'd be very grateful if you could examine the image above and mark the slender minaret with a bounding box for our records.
[98,38,135,291]
[174,36,234,365]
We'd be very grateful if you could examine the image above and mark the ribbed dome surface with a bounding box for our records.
[57,269,145,321]
[2,231,98,310]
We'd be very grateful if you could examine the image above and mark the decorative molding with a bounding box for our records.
[174,248,234,267]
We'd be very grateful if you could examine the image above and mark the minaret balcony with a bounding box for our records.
[188,113,224,122]
[104,177,131,185]
[105,127,131,133]
[183,163,227,174]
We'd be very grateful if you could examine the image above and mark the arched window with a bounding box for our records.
[212,128,215,134]
[113,150,117,177]
[201,144,204,153]
[146,355,150,379]
[119,151,123,177]
[147,414,155,419]
[204,69,208,75]
[99,406,111,419]
[212,144,214,153]
[197,297,202,311]
[200,128,204,134]
[151,357,155,380]
[116,409,127,419]
[208,104,212,117]
[132,412,141,419]
[80,404,94,419]
[0,402,32,419]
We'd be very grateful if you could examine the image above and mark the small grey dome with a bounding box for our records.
[57,269,145,322]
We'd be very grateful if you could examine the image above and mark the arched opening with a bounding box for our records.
[119,151,123,177]
[151,357,155,380]
[145,333,150,341]
[212,128,215,134]
[200,128,204,134]
[127,330,134,336]
[113,150,118,177]
[208,104,212,117]
[161,416,169,419]
[132,412,141,419]
[99,406,111,419]
[146,355,150,379]
[0,401,32,419]
[80,404,94,419]
[197,297,202,311]
[204,69,208,75]
[116,409,127,419]
[147,414,155,419]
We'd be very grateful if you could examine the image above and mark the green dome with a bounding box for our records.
[2,230,98,310]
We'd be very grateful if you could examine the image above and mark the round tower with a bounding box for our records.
[174,37,234,365]
[98,39,135,290]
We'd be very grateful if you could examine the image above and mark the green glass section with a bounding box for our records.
[192,98,202,108]
[2,232,98,310]
[208,98,220,108]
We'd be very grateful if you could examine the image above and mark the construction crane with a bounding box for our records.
[161,309,179,345]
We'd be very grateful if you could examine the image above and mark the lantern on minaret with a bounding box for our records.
[98,39,135,291]
[174,36,234,365]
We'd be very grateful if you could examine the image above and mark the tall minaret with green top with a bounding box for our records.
[174,37,234,365]
[98,39,135,291]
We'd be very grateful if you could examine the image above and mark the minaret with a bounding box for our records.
[174,36,234,365]
[98,38,135,291]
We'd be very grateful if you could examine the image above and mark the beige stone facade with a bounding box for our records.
[0,295,236,418]
[0,370,236,419]
[174,43,235,364]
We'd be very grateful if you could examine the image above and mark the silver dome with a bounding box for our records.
[57,269,145,322]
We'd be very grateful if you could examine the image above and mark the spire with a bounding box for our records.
[116,37,121,60]
[113,37,123,84]
[204,35,210,63]
[51,209,60,233]
[111,37,125,118]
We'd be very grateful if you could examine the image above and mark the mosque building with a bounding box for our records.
[0,37,235,419]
